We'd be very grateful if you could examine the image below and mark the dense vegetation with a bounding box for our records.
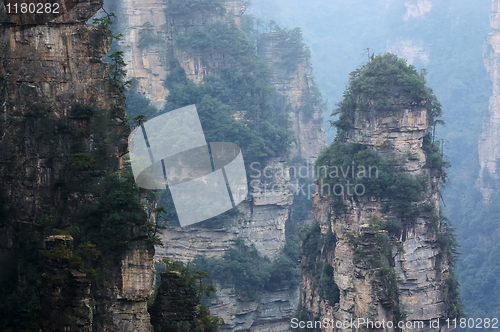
[300,223,340,306]
[127,6,293,166]
[0,95,162,330]
[190,238,298,301]
[309,53,462,321]
[315,138,434,229]
[126,4,294,225]
[149,258,224,332]
[333,54,442,136]
[0,12,163,329]
[454,189,500,325]
[247,1,495,326]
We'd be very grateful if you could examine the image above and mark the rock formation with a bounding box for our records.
[0,1,153,330]
[300,55,458,332]
[480,0,500,200]
[116,0,326,330]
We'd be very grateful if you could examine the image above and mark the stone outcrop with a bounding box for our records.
[117,0,169,109]
[157,155,295,331]
[302,98,453,332]
[118,0,246,108]
[479,0,500,200]
[116,0,326,330]
[0,1,153,330]
[258,31,326,162]
[206,282,300,332]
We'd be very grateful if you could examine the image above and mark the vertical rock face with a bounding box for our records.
[480,0,500,200]
[0,1,153,331]
[206,282,300,331]
[118,0,169,109]
[302,97,453,331]
[116,0,326,330]
[118,0,246,108]
[258,31,326,162]
[169,0,246,85]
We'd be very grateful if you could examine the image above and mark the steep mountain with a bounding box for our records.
[480,0,500,199]
[0,1,154,331]
[247,0,500,329]
[298,54,460,332]
[113,0,326,330]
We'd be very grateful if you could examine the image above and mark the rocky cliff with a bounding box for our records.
[0,1,153,331]
[117,0,246,109]
[300,54,459,332]
[115,0,326,330]
[480,0,500,200]
[258,30,326,162]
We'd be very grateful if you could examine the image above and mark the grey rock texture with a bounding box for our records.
[117,0,326,330]
[480,0,500,200]
[0,2,154,330]
[303,101,453,332]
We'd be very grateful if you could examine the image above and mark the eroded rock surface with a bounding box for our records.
[0,1,154,330]
[480,0,500,199]
[302,99,453,332]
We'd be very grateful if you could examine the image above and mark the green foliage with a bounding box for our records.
[70,103,95,119]
[441,271,465,319]
[92,11,117,31]
[137,22,163,49]
[44,242,72,263]
[315,139,430,224]
[176,22,256,68]
[436,215,459,266]
[191,238,298,301]
[349,53,427,102]
[93,12,132,89]
[300,223,340,305]
[69,243,101,280]
[157,18,293,165]
[149,258,224,332]
[381,218,403,236]
[167,0,225,19]
[71,153,93,169]
[109,51,132,88]
[454,188,500,325]
[248,0,483,324]
[332,53,442,135]
[161,63,291,165]
[140,206,168,246]
[125,91,157,121]
[422,132,450,181]
[74,174,149,255]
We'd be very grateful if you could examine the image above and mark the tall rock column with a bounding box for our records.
[480,0,500,199]
[0,1,153,331]
[301,54,459,332]
[258,30,326,162]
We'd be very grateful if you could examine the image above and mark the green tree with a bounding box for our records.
[109,51,132,88]
[149,258,223,332]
